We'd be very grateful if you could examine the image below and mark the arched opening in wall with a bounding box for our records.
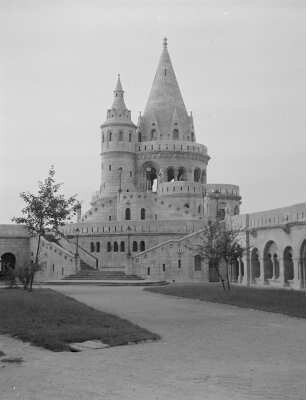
[138,132,142,142]
[194,255,202,271]
[125,208,131,220]
[209,261,219,282]
[0,253,16,280]
[231,258,239,282]
[173,129,179,140]
[107,242,112,252]
[132,241,138,252]
[194,168,201,182]
[251,248,260,281]
[140,208,146,220]
[114,242,118,252]
[177,167,186,181]
[143,164,158,192]
[167,167,175,182]
[284,246,294,282]
[200,170,206,184]
[140,241,145,252]
[234,205,239,215]
[300,240,306,288]
[90,242,95,252]
[108,131,112,142]
[151,129,156,140]
[263,241,278,280]
[120,241,125,252]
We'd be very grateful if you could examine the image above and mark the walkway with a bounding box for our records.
[0,285,305,400]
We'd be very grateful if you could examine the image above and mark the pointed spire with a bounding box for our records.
[142,38,190,139]
[112,74,127,110]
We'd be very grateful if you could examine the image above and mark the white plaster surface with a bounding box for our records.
[0,285,305,400]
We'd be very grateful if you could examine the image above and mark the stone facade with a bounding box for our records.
[0,39,305,289]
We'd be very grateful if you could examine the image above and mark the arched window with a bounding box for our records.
[132,241,138,252]
[173,128,179,140]
[109,131,112,142]
[194,255,202,271]
[128,132,132,142]
[201,170,207,184]
[107,242,112,252]
[194,168,201,182]
[109,164,111,171]
[191,132,194,141]
[96,242,100,253]
[140,241,145,252]
[102,134,104,143]
[118,131,123,141]
[198,205,201,214]
[234,205,239,215]
[167,167,175,182]
[90,242,95,252]
[138,132,142,142]
[114,242,118,252]
[151,129,156,140]
[120,241,125,252]
[140,208,146,220]
[125,208,131,220]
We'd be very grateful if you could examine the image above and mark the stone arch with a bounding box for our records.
[167,167,175,182]
[0,252,16,272]
[194,168,201,182]
[263,241,279,280]
[251,248,260,281]
[283,246,294,282]
[177,167,186,181]
[141,162,159,192]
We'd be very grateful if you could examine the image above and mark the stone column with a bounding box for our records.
[259,257,265,285]
[291,258,300,289]
[278,257,285,286]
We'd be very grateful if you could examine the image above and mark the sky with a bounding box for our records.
[0,0,305,223]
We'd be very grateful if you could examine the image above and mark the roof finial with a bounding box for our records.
[163,37,168,49]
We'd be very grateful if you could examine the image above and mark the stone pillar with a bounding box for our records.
[259,257,265,284]
[291,258,300,289]
[278,257,285,286]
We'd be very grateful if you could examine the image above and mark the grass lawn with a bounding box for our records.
[0,288,159,351]
[145,283,306,319]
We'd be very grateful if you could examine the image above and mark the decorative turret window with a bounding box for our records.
[90,242,95,252]
[109,131,112,142]
[138,132,142,142]
[107,242,112,252]
[234,205,239,215]
[119,131,123,141]
[140,241,145,252]
[151,129,156,140]
[125,208,131,220]
[96,242,100,252]
[140,208,146,220]
[173,129,179,140]
[114,242,118,252]
[129,132,132,142]
[120,241,125,252]
[201,170,207,184]
[102,134,104,143]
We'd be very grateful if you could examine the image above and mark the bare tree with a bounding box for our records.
[12,166,80,290]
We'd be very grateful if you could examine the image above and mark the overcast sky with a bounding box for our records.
[0,0,305,223]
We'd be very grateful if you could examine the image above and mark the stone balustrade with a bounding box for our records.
[136,141,208,156]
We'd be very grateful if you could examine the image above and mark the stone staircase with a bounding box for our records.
[63,269,143,281]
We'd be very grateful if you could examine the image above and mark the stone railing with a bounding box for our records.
[227,202,306,230]
[61,219,206,236]
[101,141,136,154]
[136,141,208,156]
[157,182,240,197]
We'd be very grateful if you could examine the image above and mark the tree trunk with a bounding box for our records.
[214,263,226,291]
[28,232,42,291]
[226,263,231,290]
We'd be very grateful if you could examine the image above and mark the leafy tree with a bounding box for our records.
[191,220,245,290]
[12,166,80,290]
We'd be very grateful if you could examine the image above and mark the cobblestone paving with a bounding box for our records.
[0,285,305,400]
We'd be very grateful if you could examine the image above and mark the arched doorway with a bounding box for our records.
[283,246,294,283]
[300,240,306,289]
[251,248,260,281]
[0,253,16,280]
[231,258,239,282]
[167,167,175,182]
[141,162,158,192]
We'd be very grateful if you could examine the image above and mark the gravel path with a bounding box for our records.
[0,285,305,400]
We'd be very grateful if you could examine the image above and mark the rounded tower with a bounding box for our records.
[100,75,137,194]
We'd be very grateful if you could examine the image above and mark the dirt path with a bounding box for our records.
[0,285,305,400]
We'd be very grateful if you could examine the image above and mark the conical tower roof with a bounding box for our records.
[142,38,191,140]
[111,74,127,110]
